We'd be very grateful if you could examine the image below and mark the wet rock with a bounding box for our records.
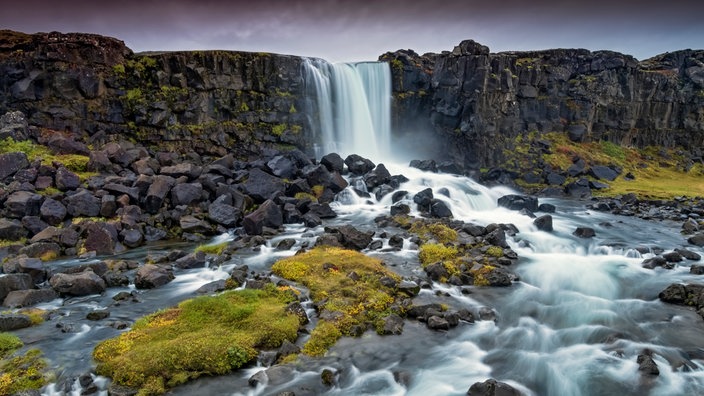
[320,152,344,172]
[0,273,33,301]
[208,197,241,227]
[676,248,701,261]
[565,178,591,198]
[160,163,202,180]
[538,203,556,213]
[662,251,683,263]
[107,384,139,396]
[179,215,212,234]
[3,289,57,308]
[478,307,496,321]
[483,267,513,286]
[691,265,704,275]
[0,314,32,331]
[285,301,309,325]
[321,368,336,386]
[533,215,553,232]
[397,280,420,296]
[637,351,660,376]
[424,262,449,281]
[390,202,411,216]
[688,233,704,247]
[682,218,700,234]
[642,256,667,269]
[658,283,687,304]
[427,315,450,331]
[174,251,206,269]
[244,199,283,235]
[381,313,404,335]
[409,159,437,172]
[307,202,337,219]
[276,238,296,250]
[497,194,539,212]
[276,339,301,362]
[134,264,174,289]
[86,310,110,321]
[344,154,375,175]
[0,218,27,240]
[333,225,373,250]
[430,199,453,218]
[467,378,522,396]
[573,227,596,238]
[406,303,444,319]
[120,228,144,248]
[413,188,434,210]
[49,271,107,296]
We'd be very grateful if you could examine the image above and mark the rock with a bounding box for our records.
[49,271,107,296]
[174,251,206,269]
[406,303,444,319]
[307,202,337,219]
[344,154,375,175]
[3,289,56,308]
[276,238,296,250]
[538,203,556,213]
[545,172,566,186]
[334,225,373,250]
[658,283,687,304]
[485,228,508,248]
[21,215,47,236]
[497,194,539,212]
[242,168,285,203]
[170,182,203,206]
[0,152,29,181]
[642,256,667,269]
[303,164,348,194]
[567,158,587,177]
[397,280,420,296]
[424,262,449,281]
[40,198,67,226]
[662,251,683,263]
[195,279,227,294]
[637,351,659,376]
[321,368,336,386]
[267,155,296,179]
[430,199,453,218]
[64,189,101,217]
[364,164,391,189]
[588,165,619,181]
[83,222,116,255]
[467,378,522,396]
[565,178,591,198]
[103,183,141,203]
[0,111,29,140]
[688,233,704,247]
[145,175,175,214]
[0,314,32,331]
[690,265,704,275]
[285,301,309,325]
[86,310,110,320]
[427,315,450,331]
[675,248,701,261]
[179,215,212,234]
[160,163,202,180]
[134,264,174,289]
[409,159,437,172]
[320,152,344,172]
[381,313,404,335]
[573,227,596,238]
[0,218,27,240]
[533,215,553,232]
[208,198,241,227]
[243,199,283,235]
[55,167,81,191]
[390,203,410,216]
[413,188,434,210]
[682,218,700,234]
[120,228,144,248]
[5,190,43,218]
[483,267,513,287]
[0,273,34,301]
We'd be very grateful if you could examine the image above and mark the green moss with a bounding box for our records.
[410,222,458,244]
[485,246,504,258]
[0,137,91,176]
[418,243,459,266]
[0,334,49,395]
[194,242,227,255]
[0,333,22,358]
[271,247,402,356]
[294,192,318,202]
[471,265,496,287]
[112,64,126,75]
[93,288,301,394]
[271,123,287,136]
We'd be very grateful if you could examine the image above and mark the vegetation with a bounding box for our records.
[410,222,458,244]
[0,137,93,177]
[418,243,458,266]
[271,247,401,356]
[93,287,301,395]
[194,241,228,255]
[0,333,49,395]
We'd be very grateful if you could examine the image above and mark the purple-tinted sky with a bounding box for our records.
[2,0,703,61]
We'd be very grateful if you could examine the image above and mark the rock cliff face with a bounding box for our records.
[0,30,313,158]
[381,40,704,169]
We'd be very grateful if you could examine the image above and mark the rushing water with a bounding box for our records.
[30,60,704,395]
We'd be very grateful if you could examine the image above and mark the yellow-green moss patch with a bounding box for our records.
[194,241,227,255]
[93,287,301,394]
[418,243,459,266]
[271,247,402,356]
[410,222,458,244]
[0,333,49,395]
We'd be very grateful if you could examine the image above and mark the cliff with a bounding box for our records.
[0,30,313,158]
[381,40,704,170]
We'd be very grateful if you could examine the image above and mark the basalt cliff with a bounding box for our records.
[1,30,703,169]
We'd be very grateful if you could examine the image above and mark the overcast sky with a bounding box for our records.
[2,0,703,62]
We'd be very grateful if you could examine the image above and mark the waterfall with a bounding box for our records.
[304,59,391,161]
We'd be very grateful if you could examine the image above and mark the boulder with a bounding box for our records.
[565,178,591,198]
[55,167,81,191]
[243,199,283,235]
[101,195,117,218]
[637,351,659,376]
[413,188,434,210]
[179,215,212,234]
[242,168,285,203]
[364,164,391,189]
[533,215,553,232]
[588,165,620,181]
[64,189,101,217]
[120,228,144,248]
[160,163,202,180]
[320,152,344,172]
[497,194,539,212]
[658,283,687,304]
[134,264,174,289]
[5,190,43,218]
[0,152,29,181]
[467,378,522,396]
[688,233,704,247]
[0,111,29,140]
[49,271,107,296]
[381,313,404,335]
[390,203,410,216]
[427,315,450,331]
[145,175,175,214]
[0,273,33,301]
[334,225,373,250]
[208,200,241,227]
[573,227,596,238]
[3,289,57,308]
[344,154,375,175]
[675,248,701,261]
[307,202,337,219]
[174,251,206,269]
[430,199,453,218]
[409,159,437,172]
[83,222,116,255]
[170,182,204,206]
[0,314,32,331]
[0,218,27,240]
[103,183,141,203]
[40,198,67,226]
[266,155,296,179]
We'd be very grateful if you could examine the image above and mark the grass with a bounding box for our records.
[410,222,458,244]
[0,137,93,177]
[0,333,49,395]
[418,243,459,266]
[194,242,227,255]
[93,287,302,394]
[271,247,402,356]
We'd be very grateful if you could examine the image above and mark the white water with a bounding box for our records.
[304,59,391,161]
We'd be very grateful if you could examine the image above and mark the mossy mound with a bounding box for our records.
[0,137,94,178]
[93,287,302,395]
[271,247,402,356]
[0,333,49,395]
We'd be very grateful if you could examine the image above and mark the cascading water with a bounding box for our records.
[304,59,391,161]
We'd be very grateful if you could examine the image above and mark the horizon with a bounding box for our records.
[1,0,703,62]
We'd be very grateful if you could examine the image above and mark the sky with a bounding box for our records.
[2,0,703,62]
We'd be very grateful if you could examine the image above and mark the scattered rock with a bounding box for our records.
[467,378,522,396]
[573,227,596,238]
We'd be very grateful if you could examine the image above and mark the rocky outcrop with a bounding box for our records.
[381,40,704,170]
[0,30,313,158]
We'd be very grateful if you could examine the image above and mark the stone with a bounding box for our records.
[0,218,27,240]
[0,151,29,181]
[573,227,596,238]
[637,351,659,376]
[409,159,437,172]
[83,222,116,255]
[364,164,391,189]
[3,289,57,308]
[170,182,203,206]
[344,154,375,175]
[533,215,553,232]
[676,248,701,261]
[179,215,211,234]
[243,199,283,235]
[86,310,111,320]
[145,175,175,214]
[333,225,373,250]
[545,172,566,186]
[497,194,539,212]
[195,279,227,294]
[430,199,453,218]
[40,198,67,226]
[103,183,141,203]
[538,203,556,213]
[427,315,450,331]
[134,264,174,289]
[0,314,32,331]
[413,188,434,210]
[397,280,420,296]
[390,203,410,216]
[565,178,591,198]
[588,165,620,181]
[208,201,241,227]
[5,190,43,218]
[174,251,206,269]
[160,163,202,180]
[688,233,704,247]
[55,167,81,191]
[381,313,404,335]
[242,168,285,203]
[467,378,522,396]
[49,271,106,296]
[120,228,144,248]
[64,189,101,217]
[307,202,337,219]
[0,273,33,302]
[320,152,344,172]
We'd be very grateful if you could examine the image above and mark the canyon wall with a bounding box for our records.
[381,40,704,169]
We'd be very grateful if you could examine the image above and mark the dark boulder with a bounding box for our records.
[5,191,43,218]
[179,215,212,234]
[0,314,33,331]
[0,218,27,240]
[103,183,141,203]
[303,164,348,193]
[424,262,449,281]
[413,188,434,210]
[266,155,296,179]
[145,175,175,214]
[243,199,283,235]
[381,313,404,335]
[690,265,704,275]
[688,233,704,247]
[545,172,566,186]
[55,167,81,191]
[0,152,29,181]
[483,267,513,287]
[49,271,107,296]
[567,158,586,177]
[160,163,202,180]
[333,225,373,250]
[467,379,522,396]
[64,189,101,217]
[83,222,116,255]
[40,198,67,226]
[427,315,450,331]
[538,203,556,213]
[120,228,144,248]
[208,197,241,227]
[565,178,591,198]
[0,273,33,302]
[307,202,337,219]
[497,195,539,212]
[573,227,596,238]
[320,153,344,173]
[170,182,204,206]
[662,251,683,263]
[409,159,437,172]
[430,199,453,218]
[390,203,410,216]
[174,251,206,269]
[364,164,391,189]
[242,168,285,203]
[344,154,375,175]
[588,165,620,181]
[637,351,659,376]
[134,264,174,289]
[658,283,687,304]
[533,215,553,232]
[3,289,57,308]
[675,248,701,261]
[641,256,667,269]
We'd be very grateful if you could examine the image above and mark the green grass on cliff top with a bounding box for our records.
[541,133,704,199]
